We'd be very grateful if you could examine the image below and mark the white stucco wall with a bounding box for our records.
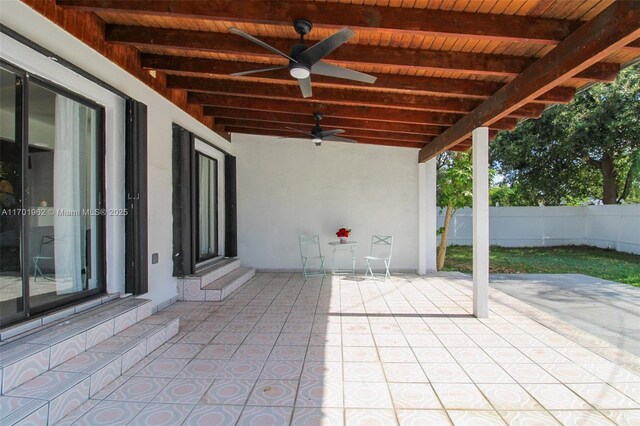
[234,134,420,272]
[438,204,640,254]
[1,1,232,308]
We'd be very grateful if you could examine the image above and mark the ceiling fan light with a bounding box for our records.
[311,137,322,143]
[290,66,310,79]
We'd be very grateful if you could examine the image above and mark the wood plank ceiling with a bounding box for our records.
[54,0,640,160]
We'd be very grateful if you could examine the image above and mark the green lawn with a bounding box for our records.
[442,245,640,287]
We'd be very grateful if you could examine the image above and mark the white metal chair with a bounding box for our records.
[299,234,326,279]
[364,235,393,279]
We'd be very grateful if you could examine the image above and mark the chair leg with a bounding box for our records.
[365,260,373,278]
[384,259,391,279]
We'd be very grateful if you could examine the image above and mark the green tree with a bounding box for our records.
[491,64,640,205]
[436,152,473,270]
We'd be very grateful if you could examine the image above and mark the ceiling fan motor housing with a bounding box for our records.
[289,44,311,78]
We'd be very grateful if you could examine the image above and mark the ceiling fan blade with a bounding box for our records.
[297,27,355,65]
[229,27,297,63]
[326,135,358,144]
[318,129,345,138]
[311,62,377,84]
[230,65,288,76]
[298,76,312,98]
[284,127,315,138]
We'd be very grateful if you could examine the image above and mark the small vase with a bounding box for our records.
[340,237,348,244]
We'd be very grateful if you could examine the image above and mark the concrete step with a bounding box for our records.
[0,310,180,425]
[178,258,254,302]
[202,267,256,301]
[0,297,152,395]
[179,257,241,291]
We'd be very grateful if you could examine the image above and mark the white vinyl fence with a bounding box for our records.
[437,204,640,255]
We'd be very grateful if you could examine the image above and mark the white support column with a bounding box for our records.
[418,158,437,274]
[473,127,489,318]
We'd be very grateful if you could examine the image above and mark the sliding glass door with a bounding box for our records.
[197,153,218,262]
[0,61,105,325]
[0,65,24,321]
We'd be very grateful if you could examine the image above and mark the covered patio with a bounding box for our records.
[55,272,639,425]
[1,1,640,425]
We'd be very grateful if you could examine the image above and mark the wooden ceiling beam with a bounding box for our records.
[189,93,519,130]
[57,0,640,50]
[203,107,448,135]
[219,117,497,142]
[105,26,619,82]
[419,1,640,162]
[141,54,576,103]
[215,119,437,143]
[170,76,544,118]
[225,126,427,149]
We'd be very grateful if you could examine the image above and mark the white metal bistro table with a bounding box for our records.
[328,241,358,276]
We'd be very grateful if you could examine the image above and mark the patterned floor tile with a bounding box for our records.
[176,359,225,379]
[388,383,442,409]
[217,360,265,380]
[476,383,543,410]
[345,408,398,426]
[296,380,344,408]
[74,400,146,425]
[343,362,386,382]
[567,383,640,409]
[382,362,429,383]
[343,381,393,409]
[462,363,515,384]
[127,403,193,425]
[342,346,379,362]
[377,347,416,363]
[521,384,592,410]
[152,378,213,404]
[421,363,472,383]
[396,409,451,425]
[549,410,616,425]
[231,344,273,361]
[183,404,243,425]
[237,405,294,425]
[301,361,343,381]
[292,407,344,426]
[196,344,238,360]
[501,363,559,384]
[259,360,304,380]
[106,376,170,402]
[599,409,640,426]
[134,358,190,378]
[447,410,506,426]
[247,379,298,406]
[200,379,257,405]
[432,383,493,410]
[498,410,561,425]
[412,348,455,363]
[157,343,204,359]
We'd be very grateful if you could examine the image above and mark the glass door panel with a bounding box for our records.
[27,82,100,311]
[197,154,218,261]
[0,66,24,322]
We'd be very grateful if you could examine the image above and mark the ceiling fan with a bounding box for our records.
[228,19,377,98]
[282,112,357,146]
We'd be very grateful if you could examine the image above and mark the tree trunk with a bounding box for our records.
[601,152,618,204]
[436,204,454,271]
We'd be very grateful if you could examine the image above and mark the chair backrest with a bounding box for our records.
[369,235,393,259]
[300,234,322,259]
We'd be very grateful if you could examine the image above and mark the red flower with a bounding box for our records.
[336,227,351,238]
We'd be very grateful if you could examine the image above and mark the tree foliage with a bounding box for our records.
[436,152,473,270]
[491,63,640,205]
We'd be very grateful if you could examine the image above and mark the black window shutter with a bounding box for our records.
[125,99,148,295]
[172,125,194,276]
[225,154,237,258]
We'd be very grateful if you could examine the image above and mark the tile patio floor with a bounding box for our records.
[57,272,640,425]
